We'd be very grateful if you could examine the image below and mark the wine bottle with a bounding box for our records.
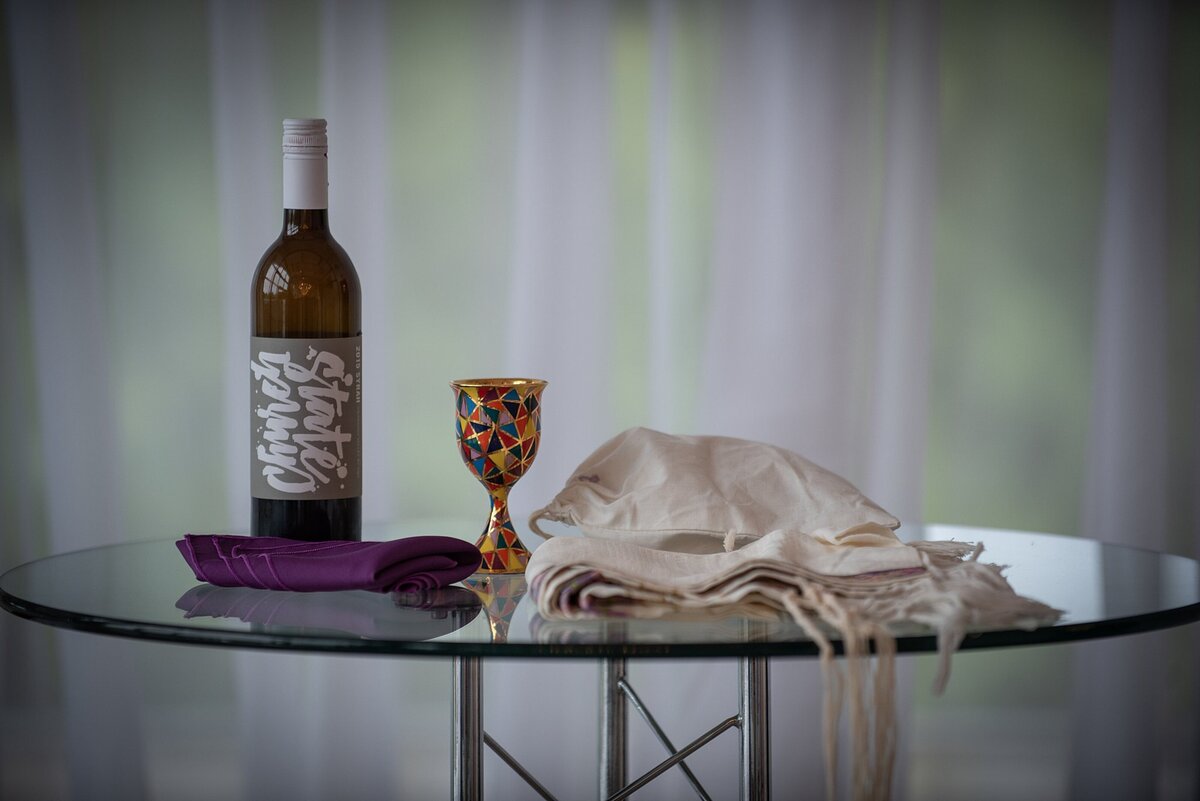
[250,118,362,541]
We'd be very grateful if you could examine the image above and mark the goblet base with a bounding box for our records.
[475,514,532,574]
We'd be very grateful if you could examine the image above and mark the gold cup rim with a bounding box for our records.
[450,377,548,390]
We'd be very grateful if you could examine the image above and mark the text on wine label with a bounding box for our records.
[251,347,355,494]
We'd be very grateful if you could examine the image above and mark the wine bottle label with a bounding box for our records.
[250,336,362,500]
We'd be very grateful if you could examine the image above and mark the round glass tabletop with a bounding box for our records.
[1,525,1197,659]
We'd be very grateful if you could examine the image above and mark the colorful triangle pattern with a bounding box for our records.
[455,385,542,493]
[453,381,545,574]
[476,514,530,572]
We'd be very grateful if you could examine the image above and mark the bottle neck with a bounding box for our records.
[282,209,330,235]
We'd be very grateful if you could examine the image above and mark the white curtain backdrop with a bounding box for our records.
[1070,2,1171,798]
[6,3,146,799]
[2,0,1197,799]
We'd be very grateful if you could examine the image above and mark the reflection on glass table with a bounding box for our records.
[175,583,482,642]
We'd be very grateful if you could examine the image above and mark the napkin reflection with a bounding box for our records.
[176,584,482,641]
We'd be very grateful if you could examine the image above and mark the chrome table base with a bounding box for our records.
[452,656,482,799]
[451,655,771,801]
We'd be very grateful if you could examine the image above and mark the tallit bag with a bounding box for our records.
[530,426,904,553]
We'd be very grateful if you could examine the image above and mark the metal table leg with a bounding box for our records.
[739,656,770,801]
[453,656,482,801]
[599,657,628,798]
[455,654,767,800]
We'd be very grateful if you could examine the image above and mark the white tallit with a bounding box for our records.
[527,428,1061,801]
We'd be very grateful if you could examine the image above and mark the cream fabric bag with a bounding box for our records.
[530,426,903,552]
[527,428,1060,801]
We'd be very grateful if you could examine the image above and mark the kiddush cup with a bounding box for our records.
[451,378,547,574]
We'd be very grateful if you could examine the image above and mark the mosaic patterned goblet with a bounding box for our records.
[451,378,547,574]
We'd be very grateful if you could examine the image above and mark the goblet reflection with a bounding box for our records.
[451,378,547,574]
[461,574,528,643]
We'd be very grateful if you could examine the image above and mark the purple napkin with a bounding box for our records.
[176,534,482,594]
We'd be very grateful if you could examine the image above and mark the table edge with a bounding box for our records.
[4,582,1197,660]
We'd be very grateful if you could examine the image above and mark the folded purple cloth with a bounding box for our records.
[176,534,482,594]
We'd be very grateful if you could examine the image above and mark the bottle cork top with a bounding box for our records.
[282,118,327,155]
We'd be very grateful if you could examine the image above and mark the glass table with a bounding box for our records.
[2,525,1198,800]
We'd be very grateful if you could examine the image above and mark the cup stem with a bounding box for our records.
[475,487,531,573]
